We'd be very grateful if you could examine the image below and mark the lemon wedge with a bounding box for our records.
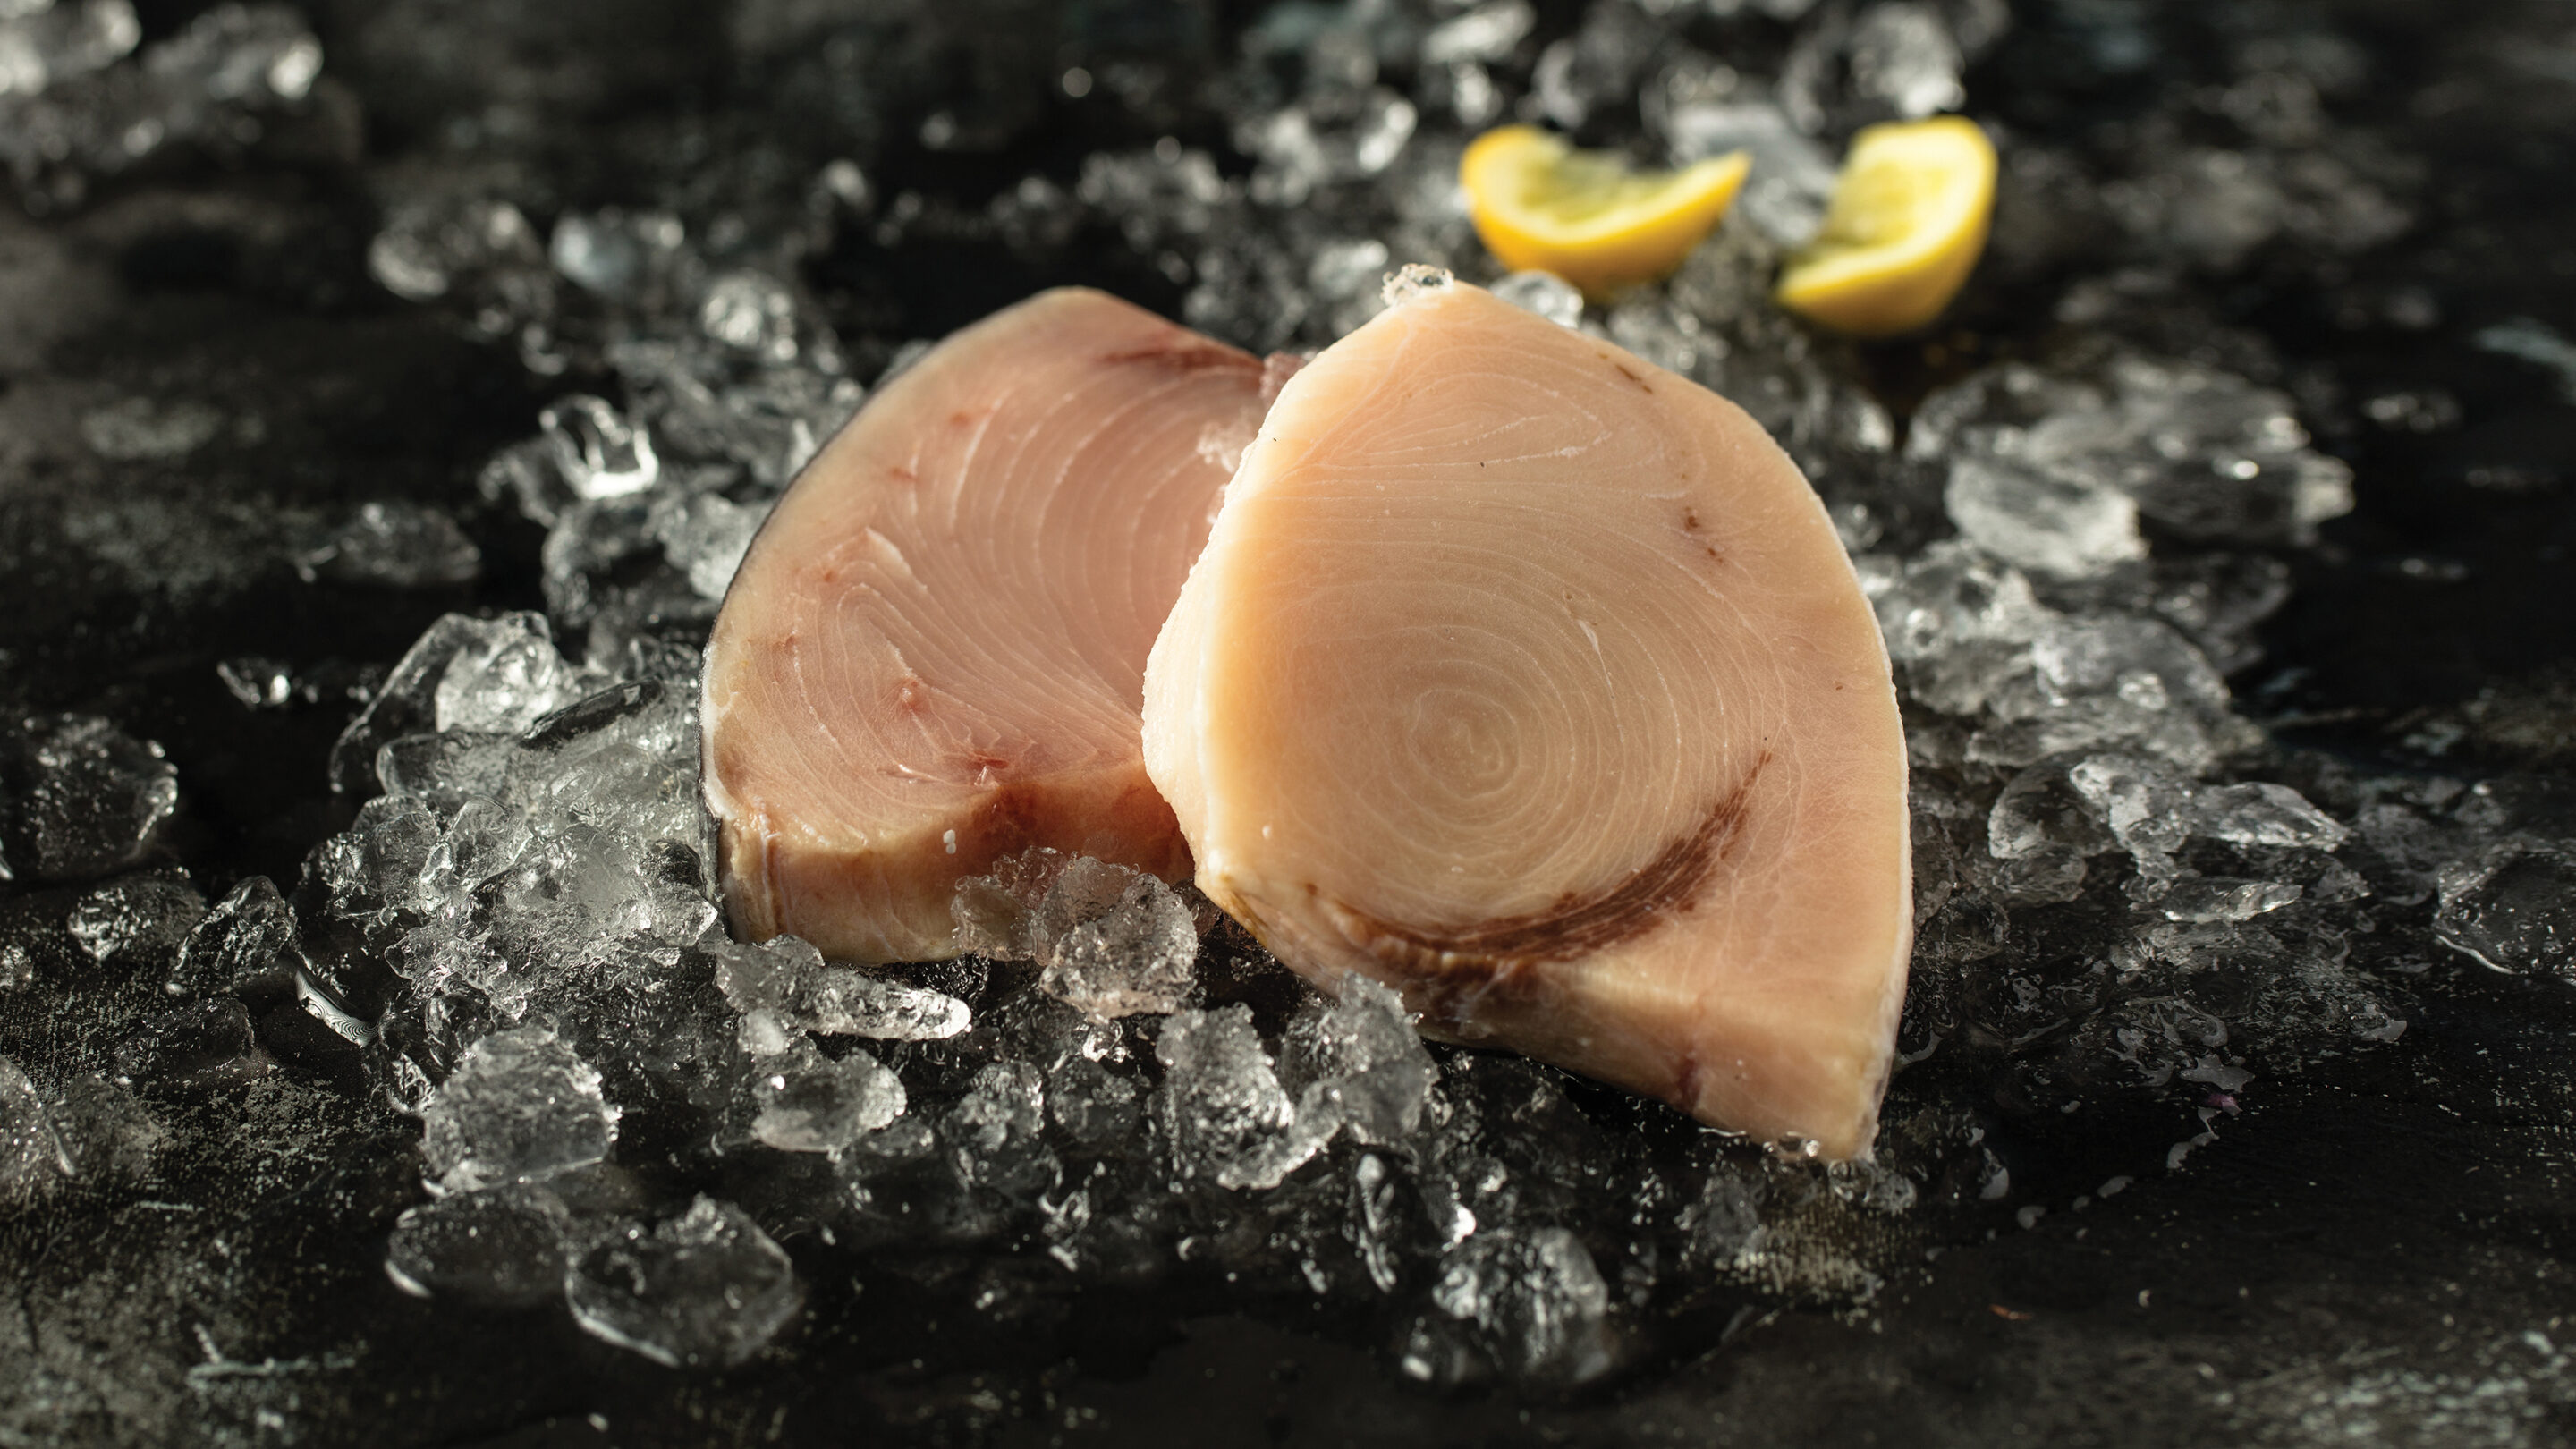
[1461,125,1750,301]
[1775,115,1996,337]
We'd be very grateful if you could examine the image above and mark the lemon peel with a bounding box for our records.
[1461,124,1750,301]
[1775,115,1997,338]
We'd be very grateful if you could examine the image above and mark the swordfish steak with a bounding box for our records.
[703,289,1268,963]
[1142,278,1911,1158]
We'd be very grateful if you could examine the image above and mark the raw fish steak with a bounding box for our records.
[1142,276,1911,1158]
[704,289,1268,962]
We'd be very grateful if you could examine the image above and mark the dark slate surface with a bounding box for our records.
[3,1,2573,1444]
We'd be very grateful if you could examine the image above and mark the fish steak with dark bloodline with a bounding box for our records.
[1143,275,1911,1160]
[701,289,1284,964]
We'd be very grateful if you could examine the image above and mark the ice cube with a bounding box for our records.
[112,997,269,1089]
[367,197,548,308]
[384,1185,570,1309]
[419,1025,619,1193]
[415,799,534,911]
[2435,845,2576,979]
[751,1038,906,1155]
[548,208,684,300]
[78,395,225,461]
[1419,1227,1615,1385]
[1944,453,2146,579]
[1490,271,1585,329]
[650,491,767,601]
[435,614,590,736]
[166,875,295,997]
[215,657,296,709]
[539,395,659,501]
[0,0,139,97]
[293,501,481,589]
[1847,3,1967,119]
[0,1055,72,1204]
[942,1059,1057,1196]
[2158,877,2302,924]
[564,1196,802,1368]
[697,270,803,365]
[1156,1004,1328,1191]
[709,935,970,1042]
[3,714,179,882]
[2191,782,2350,850]
[67,869,204,966]
[45,1072,165,1185]
[1279,973,1437,1147]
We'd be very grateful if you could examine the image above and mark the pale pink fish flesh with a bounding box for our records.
[1143,279,1911,1159]
[703,288,1269,963]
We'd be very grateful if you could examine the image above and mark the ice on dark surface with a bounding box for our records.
[0,0,2551,1429]
[564,1196,802,1368]
[1,714,179,882]
[418,1025,619,1193]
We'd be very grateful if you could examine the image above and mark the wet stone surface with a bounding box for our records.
[3,0,2575,1445]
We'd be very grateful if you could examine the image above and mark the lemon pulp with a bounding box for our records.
[1462,125,1750,301]
[1775,115,1997,338]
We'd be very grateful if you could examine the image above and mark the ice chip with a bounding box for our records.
[2190,782,2350,850]
[0,0,140,97]
[79,395,225,461]
[0,1055,72,1204]
[1280,973,1437,1146]
[1848,2,1967,119]
[1422,1227,1615,1385]
[565,1197,802,1368]
[216,656,295,709]
[1381,262,1455,309]
[548,209,682,299]
[952,852,1198,1019]
[2435,844,2576,979]
[4,714,179,882]
[167,875,297,998]
[332,612,534,794]
[540,395,659,501]
[651,491,767,600]
[1490,270,1586,329]
[294,501,481,589]
[433,613,590,735]
[113,997,267,1089]
[1944,453,2146,579]
[2158,877,2302,924]
[751,1039,906,1154]
[697,270,802,364]
[67,869,203,966]
[419,1026,619,1193]
[1156,1004,1327,1190]
[943,1059,1056,1196]
[709,935,970,1041]
[385,1185,570,1309]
